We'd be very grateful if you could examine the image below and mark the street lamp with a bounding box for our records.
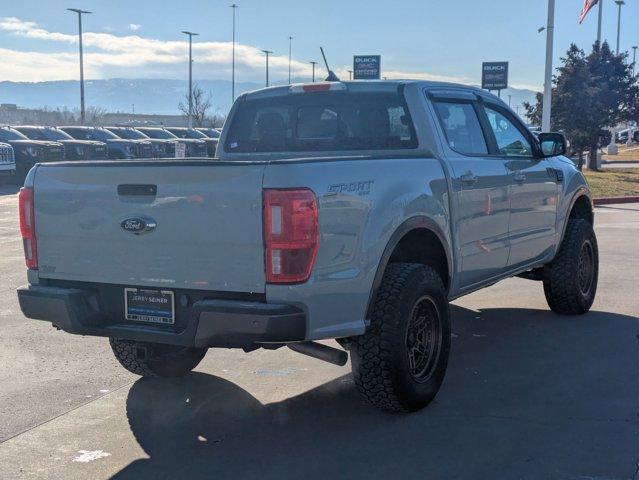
[181,31,199,128]
[347,70,353,80]
[309,61,317,82]
[615,0,625,54]
[541,0,555,132]
[230,4,238,102]
[261,50,273,87]
[288,36,293,84]
[67,8,91,125]
[596,0,603,44]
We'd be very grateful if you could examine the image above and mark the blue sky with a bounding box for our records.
[1,0,638,90]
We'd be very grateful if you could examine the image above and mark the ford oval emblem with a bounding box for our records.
[120,217,157,235]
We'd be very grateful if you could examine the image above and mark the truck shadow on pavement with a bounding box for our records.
[0,185,19,196]
[113,306,639,480]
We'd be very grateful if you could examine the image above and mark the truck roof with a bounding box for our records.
[242,79,494,101]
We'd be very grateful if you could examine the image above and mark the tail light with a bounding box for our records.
[263,189,319,284]
[18,187,37,269]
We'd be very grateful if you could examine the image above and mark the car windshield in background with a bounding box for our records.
[41,128,74,141]
[109,128,148,140]
[224,91,418,153]
[14,127,48,140]
[0,128,29,141]
[166,128,206,139]
[137,129,177,139]
[198,128,220,139]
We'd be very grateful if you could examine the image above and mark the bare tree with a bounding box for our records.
[178,84,213,127]
[85,106,107,125]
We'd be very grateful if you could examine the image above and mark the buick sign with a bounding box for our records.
[482,61,509,90]
[120,217,157,235]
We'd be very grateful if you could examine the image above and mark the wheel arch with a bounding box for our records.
[365,216,452,320]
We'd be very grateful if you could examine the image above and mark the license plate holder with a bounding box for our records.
[124,288,175,325]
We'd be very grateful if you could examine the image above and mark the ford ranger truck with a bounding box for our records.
[17,81,598,413]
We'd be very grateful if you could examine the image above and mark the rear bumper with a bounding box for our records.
[17,285,306,348]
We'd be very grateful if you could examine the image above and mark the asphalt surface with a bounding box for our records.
[1,185,638,480]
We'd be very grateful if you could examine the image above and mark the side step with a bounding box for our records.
[287,341,348,366]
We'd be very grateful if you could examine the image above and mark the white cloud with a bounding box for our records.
[129,24,141,32]
[0,16,542,90]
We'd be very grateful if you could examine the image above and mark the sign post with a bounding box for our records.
[353,55,381,80]
[481,62,509,97]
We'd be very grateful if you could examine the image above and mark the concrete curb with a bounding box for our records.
[594,197,639,205]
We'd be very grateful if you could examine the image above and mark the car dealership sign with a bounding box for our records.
[482,62,509,90]
[354,55,381,80]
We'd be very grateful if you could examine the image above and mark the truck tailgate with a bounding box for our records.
[33,163,266,293]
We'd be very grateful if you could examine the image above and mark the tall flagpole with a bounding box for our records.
[597,0,603,44]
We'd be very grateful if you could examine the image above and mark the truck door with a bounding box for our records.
[480,104,558,269]
[430,94,511,289]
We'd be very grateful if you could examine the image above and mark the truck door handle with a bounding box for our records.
[460,172,478,185]
[117,184,157,196]
[513,172,526,184]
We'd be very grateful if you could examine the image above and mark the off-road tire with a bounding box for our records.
[109,338,207,378]
[351,263,451,413]
[543,219,599,315]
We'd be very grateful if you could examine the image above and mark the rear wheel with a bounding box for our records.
[110,338,207,378]
[543,219,599,315]
[351,263,451,413]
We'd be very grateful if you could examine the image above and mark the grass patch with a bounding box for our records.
[584,169,639,198]
[602,145,639,162]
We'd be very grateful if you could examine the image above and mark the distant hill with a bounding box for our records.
[0,78,539,117]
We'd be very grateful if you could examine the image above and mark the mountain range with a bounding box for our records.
[0,78,538,117]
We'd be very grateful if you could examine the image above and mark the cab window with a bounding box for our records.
[433,102,488,155]
[484,107,533,157]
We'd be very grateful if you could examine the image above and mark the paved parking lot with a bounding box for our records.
[1,184,638,479]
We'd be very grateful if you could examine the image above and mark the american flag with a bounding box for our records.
[579,0,599,24]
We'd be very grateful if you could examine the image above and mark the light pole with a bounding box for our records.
[288,36,293,84]
[508,94,512,107]
[347,70,353,80]
[309,61,317,82]
[181,31,199,128]
[596,0,603,44]
[261,50,273,87]
[230,4,238,102]
[615,0,624,54]
[633,46,638,76]
[67,8,91,125]
[542,0,555,132]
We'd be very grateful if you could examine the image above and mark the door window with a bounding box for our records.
[433,102,488,155]
[484,107,533,157]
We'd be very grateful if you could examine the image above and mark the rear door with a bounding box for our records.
[480,104,558,268]
[34,162,267,293]
[430,93,511,289]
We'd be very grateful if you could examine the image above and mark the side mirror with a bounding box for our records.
[538,132,567,157]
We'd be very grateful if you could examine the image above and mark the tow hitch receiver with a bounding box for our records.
[287,341,348,366]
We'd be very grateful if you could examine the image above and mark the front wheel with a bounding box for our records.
[543,219,599,315]
[110,338,207,378]
[351,263,451,413]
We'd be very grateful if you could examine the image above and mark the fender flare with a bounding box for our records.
[558,188,593,246]
[364,216,453,320]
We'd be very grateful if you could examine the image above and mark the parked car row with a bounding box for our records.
[615,129,639,144]
[0,125,220,182]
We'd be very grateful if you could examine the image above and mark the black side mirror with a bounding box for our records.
[538,132,567,157]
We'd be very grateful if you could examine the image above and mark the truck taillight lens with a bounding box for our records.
[263,189,318,284]
[18,187,37,269]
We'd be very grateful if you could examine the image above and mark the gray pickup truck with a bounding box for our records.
[17,81,598,413]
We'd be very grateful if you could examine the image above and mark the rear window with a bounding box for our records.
[224,91,417,153]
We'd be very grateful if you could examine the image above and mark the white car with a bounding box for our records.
[0,142,16,179]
